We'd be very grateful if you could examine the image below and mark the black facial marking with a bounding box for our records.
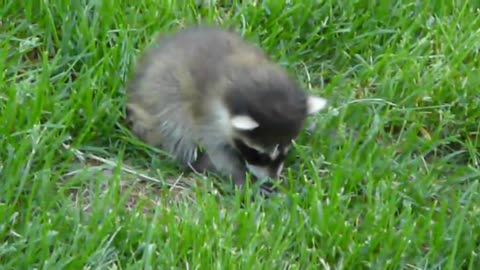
[233,139,287,167]
[234,139,271,166]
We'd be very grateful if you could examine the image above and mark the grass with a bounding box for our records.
[1,0,479,268]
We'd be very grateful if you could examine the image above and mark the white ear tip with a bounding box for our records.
[307,96,328,114]
[231,115,259,130]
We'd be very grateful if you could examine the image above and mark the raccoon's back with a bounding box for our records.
[126,27,269,125]
[128,27,268,97]
[126,27,267,161]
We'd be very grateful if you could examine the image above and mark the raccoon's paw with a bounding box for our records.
[187,152,215,175]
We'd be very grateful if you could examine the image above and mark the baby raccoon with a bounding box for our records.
[126,26,327,188]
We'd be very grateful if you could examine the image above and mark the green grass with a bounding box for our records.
[1,0,480,268]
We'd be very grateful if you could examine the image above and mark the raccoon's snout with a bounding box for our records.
[245,162,284,180]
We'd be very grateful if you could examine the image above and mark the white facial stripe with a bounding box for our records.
[242,140,280,157]
[239,138,289,160]
[245,161,285,179]
[269,144,280,159]
[242,140,267,154]
[245,163,271,180]
[283,144,292,154]
[275,162,284,177]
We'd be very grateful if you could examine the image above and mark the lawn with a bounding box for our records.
[1,0,479,269]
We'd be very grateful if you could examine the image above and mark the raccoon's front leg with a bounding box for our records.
[190,152,249,187]
[198,143,249,187]
[189,152,215,174]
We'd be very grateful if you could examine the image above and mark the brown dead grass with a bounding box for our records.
[61,143,209,216]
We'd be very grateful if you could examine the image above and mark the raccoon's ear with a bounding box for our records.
[231,115,259,130]
[306,96,327,115]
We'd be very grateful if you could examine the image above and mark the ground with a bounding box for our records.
[1,0,479,269]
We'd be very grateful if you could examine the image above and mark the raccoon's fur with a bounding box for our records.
[126,26,327,187]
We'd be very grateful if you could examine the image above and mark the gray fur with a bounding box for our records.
[126,26,327,188]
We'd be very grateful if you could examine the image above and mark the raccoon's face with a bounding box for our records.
[233,138,292,180]
[227,94,327,180]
